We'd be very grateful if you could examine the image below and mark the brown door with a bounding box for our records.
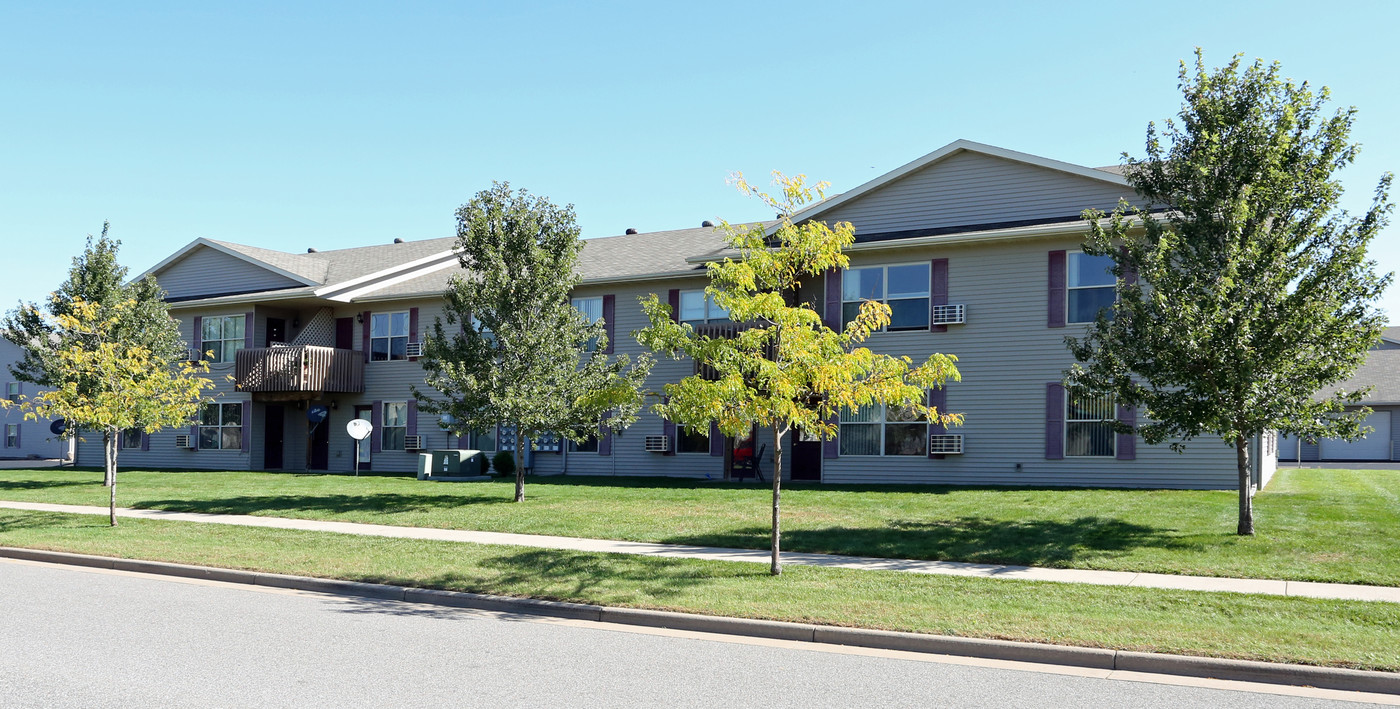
[266,318,286,347]
[263,405,285,470]
[791,427,822,481]
[309,411,330,470]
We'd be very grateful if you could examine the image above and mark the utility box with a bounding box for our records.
[418,449,487,480]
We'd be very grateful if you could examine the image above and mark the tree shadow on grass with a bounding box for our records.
[0,509,108,533]
[661,516,1188,568]
[0,479,97,491]
[135,492,513,518]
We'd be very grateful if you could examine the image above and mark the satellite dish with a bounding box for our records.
[346,418,373,441]
[50,419,68,436]
[307,405,329,423]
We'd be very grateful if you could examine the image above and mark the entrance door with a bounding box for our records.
[335,318,354,350]
[353,405,372,471]
[266,318,286,347]
[791,427,822,481]
[263,405,285,470]
[309,410,330,470]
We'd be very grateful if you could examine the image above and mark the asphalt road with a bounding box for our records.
[0,560,1390,708]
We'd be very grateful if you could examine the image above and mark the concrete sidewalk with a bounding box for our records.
[4,499,1398,604]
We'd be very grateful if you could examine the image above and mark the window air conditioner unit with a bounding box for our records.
[405,342,424,358]
[174,435,196,449]
[404,435,426,451]
[930,304,966,325]
[928,433,964,455]
[644,435,672,453]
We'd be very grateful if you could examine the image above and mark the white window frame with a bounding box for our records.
[201,314,246,363]
[679,290,729,325]
[1065,390,1116,458]
[840,262,930,332]
[370,311,410,362]
[198,402,243,450]
[4,423,15,448]
[1066,251,1117,325]
[6,382,18,402]
[572,296,603,351]
[838,402,928,457]
[121,428,142,449]
[382,402,407,451]
[676,424,710,454]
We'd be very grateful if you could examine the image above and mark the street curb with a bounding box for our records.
[4,546,1398,696]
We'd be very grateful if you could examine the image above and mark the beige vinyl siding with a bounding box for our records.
[154,247,305,300]
[819,151,1142,235]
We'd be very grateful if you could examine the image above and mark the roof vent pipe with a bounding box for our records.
[625,228,638,235]
[307,248,318,253]
[393,238,405,244]
[701,220,714,227]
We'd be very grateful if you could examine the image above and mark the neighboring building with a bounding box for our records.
[0,337,71,461]
[1278,327,1400,463]
[79,140,1278,489]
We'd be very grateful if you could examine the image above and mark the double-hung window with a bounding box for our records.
[198,402,243,450]
[1066,391,1115,457]
[680,290,729,326]
[842,264,930,331]
[472,428,497,452]
[370,312,410,361]
[1067,252,1116,324]
[568,435,598,453]
[5,382,18,402]
[572,297,603,351]
[4,424,16,448]
[121,428,142,449]
[676,424,709,454]
[382,402,407,450]
[839,403,927,456]
[201,315,246,363]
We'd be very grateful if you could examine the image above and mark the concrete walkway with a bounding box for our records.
[4,499,1398,604]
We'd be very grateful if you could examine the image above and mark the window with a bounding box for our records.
[382,402,407,451]
[839,403,927,456]
[198,402,243,450]
[472,428,496,452]
[569,435,598,453]
[842,264,930,331]
[201,315,246,363]
[680,290,729,325]
[676,424,709,454]
[1067,252,1116,324]
[573,297,603,351]
[1066,391,1115,457]
[121,428,142,449]
[4,424,15,448]
[371,312,410,361]
[6,382,18,402]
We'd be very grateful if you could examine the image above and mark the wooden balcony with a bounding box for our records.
[691,322,776,380]
[235,345,364,397]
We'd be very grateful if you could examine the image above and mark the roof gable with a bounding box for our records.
[142,239,323,300]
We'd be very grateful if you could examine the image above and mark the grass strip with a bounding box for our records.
[2,508,1398,672]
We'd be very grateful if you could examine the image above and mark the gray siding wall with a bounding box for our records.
[156,247,303,300]
[0,339,71,460]
[820,151,1142,234]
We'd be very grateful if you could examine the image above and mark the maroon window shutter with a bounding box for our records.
[243,311,254,350]
[1048,251,1067,328]
[408,307,420,361]
[241,403,250,452]
[407,400,418,437]
[192,316,203,360]
[371,400,383,453]
[1116,403,1137,461]
[824,269,842,330]
[661,398,676,456]
[141,432,150,452]
[362,311,372,362]
[927,387,947,460]
[335,317,353,350]
[1046,383,1065,460]
[602,294,616,354]
[930,258,949,333]
[189,422,198,450]
[598,416,612,457]
[667,289,681,324]
[709,421,724,457]
[1120,245,1138,286]
[823,414,839,459]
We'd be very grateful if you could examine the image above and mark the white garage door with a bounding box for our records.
[1319,411,1392,461]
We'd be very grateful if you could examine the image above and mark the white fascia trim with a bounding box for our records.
[770,139,1129,237]
[314,250,460,302]
[579,269,711,286]
[134,238,322,287]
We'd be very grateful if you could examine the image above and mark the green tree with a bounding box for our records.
[414,182,653,502]
[2,299,214,525]
[3,223,185,485]
[1070,51,1393,535]
[636,173,962,575]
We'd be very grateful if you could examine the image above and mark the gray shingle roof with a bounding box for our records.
[1315,346,1400,405]
[205,239,330,284]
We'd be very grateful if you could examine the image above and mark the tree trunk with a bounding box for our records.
[513,442,525,503]
[770,426,784,576]
[102,431,114,486]
[107,432,118,527]
[1235,433,1253,536]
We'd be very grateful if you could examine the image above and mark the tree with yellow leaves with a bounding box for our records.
[636,173,962,575]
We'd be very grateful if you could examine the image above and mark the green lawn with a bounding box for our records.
[2,508,1397,672]
[1,465,1397,585]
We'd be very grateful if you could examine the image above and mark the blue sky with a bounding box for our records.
[3,1,1397,317]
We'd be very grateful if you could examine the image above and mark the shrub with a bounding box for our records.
[491,450,515,477]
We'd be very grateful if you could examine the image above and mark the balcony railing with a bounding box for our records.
[235,345,364,394]
[691,322,776,380]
